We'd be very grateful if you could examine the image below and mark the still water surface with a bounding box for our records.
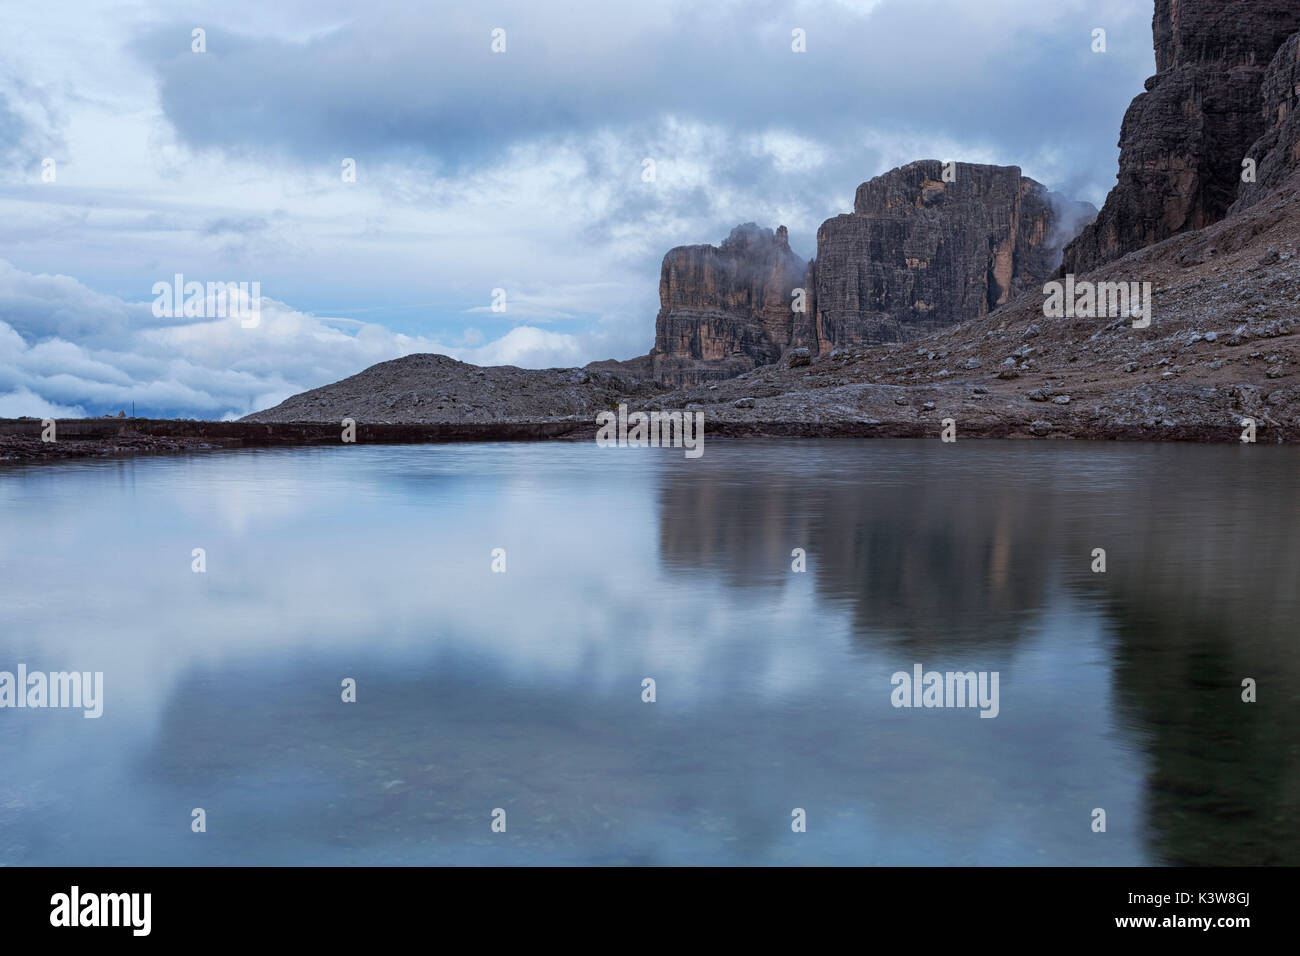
[1,440,1296,865]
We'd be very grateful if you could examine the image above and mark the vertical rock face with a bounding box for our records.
[650,223,810,386]
[1061,0,1300,274]
[811,161,1079,349]
[648,165,1089,384]
[1233,29,1300,210]
[1152,0,1299,73]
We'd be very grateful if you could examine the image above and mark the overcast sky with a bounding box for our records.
[0,0,1154,419]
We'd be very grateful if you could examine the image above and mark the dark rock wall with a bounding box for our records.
[1234,29,1300,210]
[1061,0,1300,273]
[651,163,1081,383]
[650,223,810,386]
[812,161,1069,349]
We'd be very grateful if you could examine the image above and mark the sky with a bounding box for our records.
[0,0,1155,419]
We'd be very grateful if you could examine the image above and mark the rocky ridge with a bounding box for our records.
[650,223,809,386]
[244,353,666,424]
[241,165,1300,442]
[651,162,1090,385]
[1234,28,1300,210]
[1061,0,1300,274]
[648,167,1300,442]
[811,161,1089,352]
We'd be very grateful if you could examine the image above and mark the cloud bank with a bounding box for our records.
[0,259,585,418]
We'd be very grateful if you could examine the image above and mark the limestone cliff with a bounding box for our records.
[651,163,1087,384]
[650,223,810,386]
[811,161,1083,350]
[1234,29,1300,211]
[1061,0,1300,273]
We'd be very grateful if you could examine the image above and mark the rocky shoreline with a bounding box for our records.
[0,419,595,463]
[1,409,1286,464]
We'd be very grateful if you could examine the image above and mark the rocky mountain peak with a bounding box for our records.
[1061,0,1300,274]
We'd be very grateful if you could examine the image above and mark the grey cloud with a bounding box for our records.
[132,0,1152,201]
[0,83,62,173]
[202,215,272,236]
[0,259,622,418]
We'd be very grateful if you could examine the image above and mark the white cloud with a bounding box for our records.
[459,326,583,369]
[0,387,84,418]
[0,259,588,418]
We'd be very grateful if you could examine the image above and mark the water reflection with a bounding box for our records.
[0,441,1295,865]
[656,440,1300,865]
